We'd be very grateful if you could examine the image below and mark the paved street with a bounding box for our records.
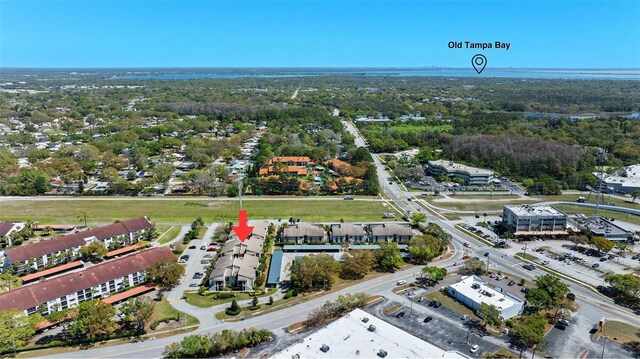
[36,120,640,358]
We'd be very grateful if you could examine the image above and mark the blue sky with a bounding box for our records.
[1,0,639,68]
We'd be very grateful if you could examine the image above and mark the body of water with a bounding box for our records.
[113,68,640,80]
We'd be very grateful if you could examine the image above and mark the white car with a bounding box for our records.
[470,344,480,353]
[396,280,407,285]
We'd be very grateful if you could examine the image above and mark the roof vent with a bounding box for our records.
[362,317,369,323]
[368,324,377,332]
[378,349,388,358]
[320,344,330,353]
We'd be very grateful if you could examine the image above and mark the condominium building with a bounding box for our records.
[2,217,153,274]
[0,247,174,316]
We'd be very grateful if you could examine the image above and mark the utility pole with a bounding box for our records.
[486,253,490,273]
[238,176,243,211]
[595,148,607,217]
[600,336,608,359]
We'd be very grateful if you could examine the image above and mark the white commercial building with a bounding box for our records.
[502,205,568,236]
[594,164,640,194]
[448,275,524,320]
[272,308,467,359]
[426,160,493,185]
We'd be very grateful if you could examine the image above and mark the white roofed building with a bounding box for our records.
[271,308,467,359]
[447,275,524,320]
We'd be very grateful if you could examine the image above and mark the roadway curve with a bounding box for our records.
[38,121,640,358]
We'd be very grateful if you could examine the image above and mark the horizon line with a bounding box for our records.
[1,66,639,71]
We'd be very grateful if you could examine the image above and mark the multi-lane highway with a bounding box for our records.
[41,120,639,358]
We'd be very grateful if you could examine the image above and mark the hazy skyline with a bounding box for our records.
[1,0,639,68]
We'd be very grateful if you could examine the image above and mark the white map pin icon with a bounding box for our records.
[472,54,487,74]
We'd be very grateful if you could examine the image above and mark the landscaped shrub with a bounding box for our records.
[214,292,236,300]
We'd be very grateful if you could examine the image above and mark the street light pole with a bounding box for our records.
[601,336,607,359]
[522,242,528,259]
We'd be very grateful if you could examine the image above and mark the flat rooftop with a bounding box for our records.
[271,308,466,359]
[580,217,629,237]
[505,205,566,217]
[428,160,493,176]
[597,173,640,187]
[449,275,524,311]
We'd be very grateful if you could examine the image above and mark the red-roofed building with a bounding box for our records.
[0,221,26,246]
[259,156,313,177]
[2,217,153,274]
[0,247,174,316]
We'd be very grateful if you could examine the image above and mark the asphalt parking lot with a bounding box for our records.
[543,309,636,359]
[367,298,509,358]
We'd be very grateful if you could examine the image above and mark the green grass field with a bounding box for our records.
[0,198,399,224]
[147,298,199,331]
[157,225,182,244]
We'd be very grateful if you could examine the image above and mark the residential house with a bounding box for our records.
[368,223,414,243]
[329,223,367,243]
[281,223,327,244]
[0,247,175,316]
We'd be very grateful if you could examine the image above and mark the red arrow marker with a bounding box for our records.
[232,210,254,243]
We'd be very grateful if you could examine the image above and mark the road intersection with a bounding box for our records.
[39,120,639,358]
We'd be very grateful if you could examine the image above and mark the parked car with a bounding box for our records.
[189,283,199,288]
[395,311,406,318]
[433,301,442,308]
[507,280,515,286]
[484,252,489,257]
[206,246,217,252]
[461,314,469,320]
[200,245,206,250]
[470,344,480,353]
[423,316,433,323]
[592,263,600,268]
[599,257,607,262]
[463,243,470,247]
[541,260,549,265]
[188,245,196,249]
[418,296,427,302]
[428,300,435,307]
[632,254,640,260]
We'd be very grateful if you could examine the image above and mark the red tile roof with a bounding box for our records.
[0,222,17,237]
[106,243,146,258]
[101,284,155,304]
[271,156,311,163]
[20,261,84,283]
[4,217,152,263]
[0,247,174,312]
